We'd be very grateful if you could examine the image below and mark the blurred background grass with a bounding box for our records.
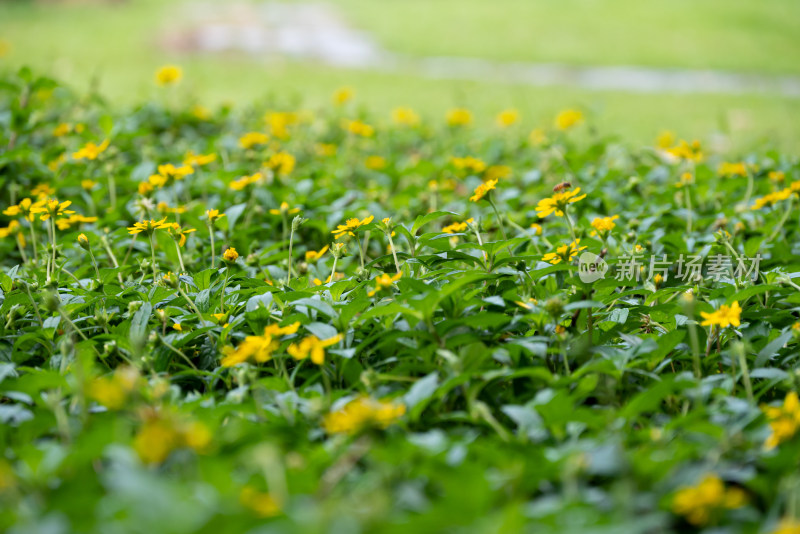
[1,0,799,151]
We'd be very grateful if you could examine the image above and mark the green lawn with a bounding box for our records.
[1,0,799,152]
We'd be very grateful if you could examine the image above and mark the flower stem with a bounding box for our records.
[148,232,158,283]
[208,223,216,269]
[387,232,401,274]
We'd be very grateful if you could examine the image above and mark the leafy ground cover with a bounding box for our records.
[1,67,800,533]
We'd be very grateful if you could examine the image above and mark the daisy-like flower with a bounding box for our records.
[365,155,387,170]
[287,334,343,365]
[496,109,519,128]
[305,245,329,262]
[664,139,703,163]
[157,163,194,180]
[469,179,498,202]
[331,215,374,239]
[3,198,43,221]
[221,323,300,367]
[266,152,296,176]
[169,223,196,247]
[391,107,420,126]
[343,119,374,137]
[72,139,110,161]
[239,132,269,149]
[322,396,406,435]
[223,247,239,262]
[535,187,587,218]
[206,209,225,223]
[542,239,586,265]
[367,272,402,297]
[127,217,171,236]
[229,173,263,191]
[269,202,300,216]
[446,108,472,127]
[183,151,217,167]
[451,156,486,174]
[554,109,583,130]
[443,219,473,234]
[751,188,792,210]
[700,301,742,329]
[718,162,748,178]
[332,87,353,105]
[590,215,619,234]
[155,65,182,86]
[30,198,75,221]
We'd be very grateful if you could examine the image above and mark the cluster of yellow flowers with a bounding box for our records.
[542,239,586,265]
[87,366,141,410]
[221,323,301,367]
[535,187,587,218]
[287,334,343,365]
[671,474,747,526]
[322,396,406,435]
[590,215,619,234]
[367,272,402,297]
[751,182,800,210]
[718,161,749,177]
[133,410,211,464]
[762,391,800,449]
[663,139,703,162]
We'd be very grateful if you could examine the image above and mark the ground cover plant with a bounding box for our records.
[1,66,800,533]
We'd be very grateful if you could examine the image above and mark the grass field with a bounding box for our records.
[1,0,799,151]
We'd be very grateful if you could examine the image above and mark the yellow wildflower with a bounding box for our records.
[155,65,182,86]
[240,486,281,517]
[72,139,110,160]
[305,245,330,262]
[206,209,225,223]
[771,519,800,534]
[535,187,587,218]
[220,323,300,367]
[223,247,239,262]
[266,152,296,175]
[590,215,619,234]
[671,474,746,526]
[367,271,402,297]
[239,132,269,149]
[530,223,542,235]
[554,109,583,130]
[542,239,586,265]
[752,188,792,210]
[3,198,42,221]
[269,201,301,216]
[30,198,75,221]
[53,123,70,137]
[496,109,519,127]
[762,391,800,449]
[183,151,217,166]
[451,156,486,174]
[718,162,748,178]
[323,396,406,435]
[229,172,263,191]
[331,215,374,239]
[365,155,387,170]
[446,108,473,127]
[700,301,742,328]
[157,163,194,180]
[392,107,420,126]
[344,119,374,137]
[485,165,512,181]
[287,334,342,365]
[332,87,353,105]
[469,179,498,202]
[127,217,170,236]
[656,130,675,149]
[664,139,703,163]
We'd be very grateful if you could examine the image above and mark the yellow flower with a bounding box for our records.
[331,215,374,239]
[323,396,406,435]
[762,391,800,449]
[172,323,183,332]
[191,105,211,120]
[343,119,374,137]
[266,152,296,176]
[155,65,182,86]
[72,139,110,160]
[223,247,239,262]
[31,183,54,198]
[367,272,402,297]
[168,223,196,247]
[265,111,298,139]
[769,170,786,183]
[542,239,586,265]
[554,109,583,130]
[675,172,694,188]
[718,161,748,178]
[206,209,225,223]
[183,151,217,166]
[30,198,75,221]
[700,301,742,329]
[443,220,472,234]
[529,128,547,146]
[239,131,269,149]
[451,156,486,174]
[392,107,420,126]
[229,172,263,191]
[81,179,97,190]
[671,474,746,526]
[305,245,330,262]
[485,165,512,181]
[752,188,792,210]
[0,220,20,239]
[446,108,473,127]
[240,486,281,517]
[332,87,354,105]
[535,187,587,218]
[87,367,140,410]
[127,217,170,236]
[496,109,519,127]
[157,163,194,180]
[77,233,89,246]
[287,334,342,365]
[269,201,301,216]
[220,323,300,366]
[469,178,498,202]
[530,223,542,235]
[55,214,98,231]
[315,143,337,157]
[664,139,703,163]
[656,130,676,149]
[365,155,387,170]
[53,123,70,137]
[771,519,800,534]
[3,198,42,221]
[590,215,619,234]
